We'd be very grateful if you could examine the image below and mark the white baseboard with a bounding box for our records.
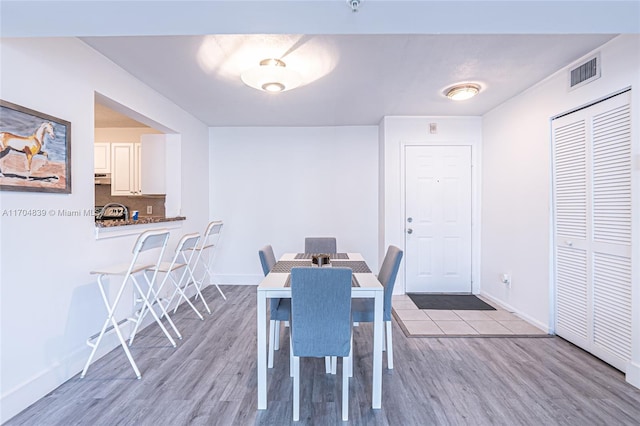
[0,296,195,424]
[0,334,121,424]
[479,292,551,334]
[211,274,262,285]
[626,361,640,390]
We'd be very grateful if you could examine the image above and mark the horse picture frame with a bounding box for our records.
[0,100,71,193]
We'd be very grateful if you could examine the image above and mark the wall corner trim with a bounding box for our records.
[626,361,640,390]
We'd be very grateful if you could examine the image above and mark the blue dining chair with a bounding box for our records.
[259,245,291,368]
[304,237,337,254]
[352,245,403,369]
[290,267,353,422]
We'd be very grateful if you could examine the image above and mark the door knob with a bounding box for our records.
[407,228,413,234]
[407,217,413,223]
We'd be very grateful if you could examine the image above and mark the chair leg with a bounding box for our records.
[293,355,300,421]
[82,275,142,379]
[214,284,227,300]
[193,280,212,314]
[274,320,280,350]
[130,276,177,347]
[144,272,183,340]
[201,261,227,301]
[324,356,337,374]
[185,263,212,315]
[290,337,294,378]
[81,315,142,379]
[268,320,276,368]
[167,273,204,320]
[386,320,393,369]
[382,322,386,352]
[342,352,350,421]
[348,334,353,377]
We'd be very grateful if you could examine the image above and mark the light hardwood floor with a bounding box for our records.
[7,285,640,425]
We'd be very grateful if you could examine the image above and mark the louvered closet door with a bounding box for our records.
[553,114,589,349]
[552,90,632,372]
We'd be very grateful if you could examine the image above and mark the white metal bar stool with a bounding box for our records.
[81,229,174,379]
[129,249,185,347]
[184,221,226,313]
[154,232,206,320]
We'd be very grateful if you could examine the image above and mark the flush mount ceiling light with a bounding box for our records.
[445,83,481,101]
[241,58,302,93]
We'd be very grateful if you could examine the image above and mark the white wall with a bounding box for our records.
[480,35,640,385]
[0,38,210,422]
[209,126,379,284]
[380,116,483,294]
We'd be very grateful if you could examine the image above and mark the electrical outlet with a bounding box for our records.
[501,273,511,286]
[146,205,153,215]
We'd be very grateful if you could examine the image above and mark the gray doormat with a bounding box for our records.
[407,294,496,310]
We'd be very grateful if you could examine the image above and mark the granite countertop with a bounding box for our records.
[95,216,186,228]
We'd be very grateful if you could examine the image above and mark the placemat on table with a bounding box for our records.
[285,275,360,287]
[329,260,371,273]
[294,253,349,259]
[271,260,371,274]
[271,260,312,273]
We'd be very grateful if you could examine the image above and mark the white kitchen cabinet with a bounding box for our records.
[94,143,111,174]
[140,134,166,194]
[135,142,142,193]
[110,142,141,196]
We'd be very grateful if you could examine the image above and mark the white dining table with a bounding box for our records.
[256,252,384,410]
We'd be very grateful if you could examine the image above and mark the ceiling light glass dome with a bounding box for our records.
[445,83,481,101]
[241,58,302,93]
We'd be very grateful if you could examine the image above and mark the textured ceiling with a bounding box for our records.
[86,33,617,127]
[2,1,629,128]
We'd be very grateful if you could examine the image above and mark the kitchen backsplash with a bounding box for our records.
[95,184,166,218]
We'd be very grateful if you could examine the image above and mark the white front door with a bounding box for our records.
[405,145,472,293]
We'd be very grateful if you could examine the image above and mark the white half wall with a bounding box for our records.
[0,38,210,422]
[209,126,379,284]
[481,35,640,384]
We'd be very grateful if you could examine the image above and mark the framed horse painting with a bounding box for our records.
[0,100,71,193]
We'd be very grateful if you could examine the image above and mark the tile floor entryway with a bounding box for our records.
[392,294,548,337]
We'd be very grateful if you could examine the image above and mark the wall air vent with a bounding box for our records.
[569,54,600,90]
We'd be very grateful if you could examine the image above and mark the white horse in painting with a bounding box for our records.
[0,121,54,172]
